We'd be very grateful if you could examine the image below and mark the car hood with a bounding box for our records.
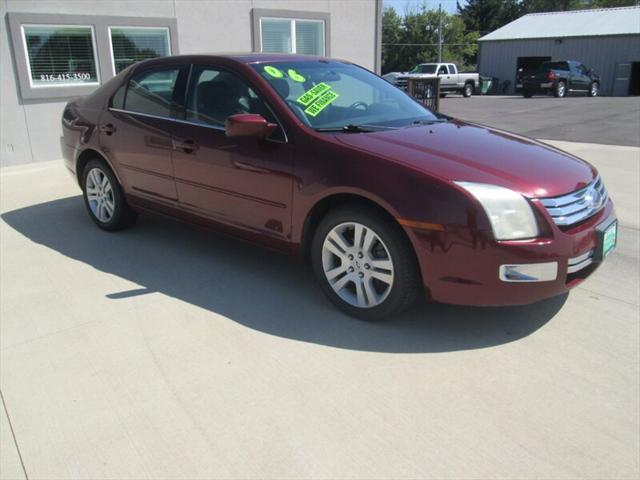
[333,120,596,198]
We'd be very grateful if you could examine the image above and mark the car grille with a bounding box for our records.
[567,250,594,274]
[539,176,608,227]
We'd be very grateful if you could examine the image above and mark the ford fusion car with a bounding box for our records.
[61,54,617,320]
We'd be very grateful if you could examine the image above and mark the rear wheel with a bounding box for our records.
[463,82,473,97]
[590,81,599,97]
[311,205,422,320]
[82,159,137,231]
[554,81,566,98]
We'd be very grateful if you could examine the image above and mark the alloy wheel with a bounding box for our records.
[321,222,395,309]
[86,167,115,223]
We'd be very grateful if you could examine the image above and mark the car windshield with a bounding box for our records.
[251,60,441,132]
[410,64,437,74]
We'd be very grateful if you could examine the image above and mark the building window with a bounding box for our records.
[8,13,178,101]
[260,18,324,55]
[257,13,327,56]
[110,27,171,74]
[22,25,99,87]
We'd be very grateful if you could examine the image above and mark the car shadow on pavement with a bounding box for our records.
[2,196,567,353]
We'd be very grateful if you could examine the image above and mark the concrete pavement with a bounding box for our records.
[440,96,640,147]
[0,141,638,479]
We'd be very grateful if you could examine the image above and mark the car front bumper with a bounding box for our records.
[408,200,616,306]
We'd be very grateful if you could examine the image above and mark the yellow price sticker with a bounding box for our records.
[297,82,331,106]
[264,65,284,78]
[304,90,340,117]
[288,69,306,83]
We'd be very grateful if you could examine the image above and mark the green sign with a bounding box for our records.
[264,65,284,78]
[304,90,340,117]
[288,69,306,83]
[603,222,617,257]
[297,82,331,106]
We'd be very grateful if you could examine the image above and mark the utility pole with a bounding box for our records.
[438,3,443,63]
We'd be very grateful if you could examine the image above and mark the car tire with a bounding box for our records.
[311,204,422,320]
[554,81,566,98]
[590,81,599,97]
[81,158,137,231]
[463,83,473,97]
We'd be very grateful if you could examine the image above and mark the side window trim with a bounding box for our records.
[107,62,288,143]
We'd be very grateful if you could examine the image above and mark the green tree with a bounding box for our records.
[456,0,522,35]
[381,5,478,73]
[381,7,403,74]
[521,0,637,12]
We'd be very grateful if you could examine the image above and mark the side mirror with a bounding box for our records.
[225,114,277,139]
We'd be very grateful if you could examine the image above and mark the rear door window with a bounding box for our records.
[125,66,183,117]
[542,62,569,71]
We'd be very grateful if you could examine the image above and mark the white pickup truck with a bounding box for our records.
[395,63,479,97]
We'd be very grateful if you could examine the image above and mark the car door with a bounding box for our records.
[568,62,588,93]
[576,64,593,92]
[170,64,293,239]
[437,65,454,91]
[100,64,188,202]
[447,64,461,88]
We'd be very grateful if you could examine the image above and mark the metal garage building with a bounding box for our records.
[477,6,640,96]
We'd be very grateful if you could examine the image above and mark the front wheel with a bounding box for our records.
[463,83,473,97]
[554,81,566,98]
[311,205,422,320]
[82,159,137,231]
[590,82,599,97]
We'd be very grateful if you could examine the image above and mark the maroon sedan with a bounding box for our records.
[61,54,617,319]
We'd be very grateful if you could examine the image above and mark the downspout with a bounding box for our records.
[374,0,382,74]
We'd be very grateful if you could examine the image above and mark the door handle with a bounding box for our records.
[99,123,116,135]
[172,138,199,154]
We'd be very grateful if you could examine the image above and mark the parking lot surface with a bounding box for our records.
[1,139,639,478]
[441,95,640,147]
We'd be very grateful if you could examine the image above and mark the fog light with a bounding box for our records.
[499,262,558,282]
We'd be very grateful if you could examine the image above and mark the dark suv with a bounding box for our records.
[522,61,600,98]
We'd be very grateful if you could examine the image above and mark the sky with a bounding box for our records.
[383,0,465,14]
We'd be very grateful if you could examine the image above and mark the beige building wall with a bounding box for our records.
[1,0,380,165]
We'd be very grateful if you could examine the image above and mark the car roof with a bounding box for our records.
[134,53,352,68]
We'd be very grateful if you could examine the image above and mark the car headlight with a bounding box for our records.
[455,182,539,240]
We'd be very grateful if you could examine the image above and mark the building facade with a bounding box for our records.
[1,0,382,166]
[478,6,640,96]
